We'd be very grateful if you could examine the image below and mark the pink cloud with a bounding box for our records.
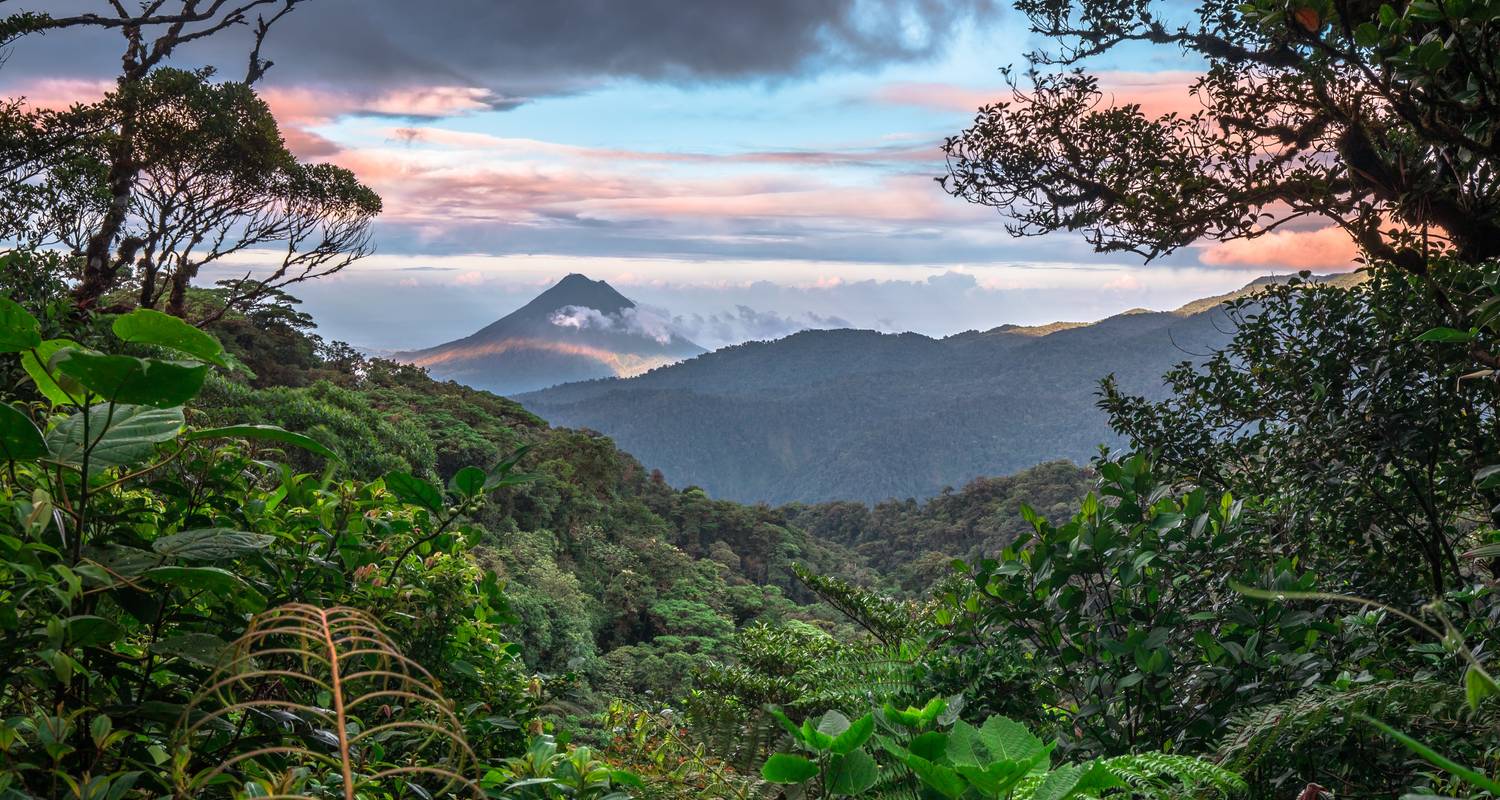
[874,71,1204,119]
[2,77,506,159]
[9,78,112,110]
[259,85,506,126]
[1198,226,1360,271]
[328,140,970,230]
[387,126,938,166]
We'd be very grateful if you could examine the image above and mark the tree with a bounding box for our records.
[942,1,1500,332]
[118,69,379,318]
[0,1,381,318]
[1101,270,1497,598]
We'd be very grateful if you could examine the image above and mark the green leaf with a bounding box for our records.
[608,770,645,789]
[112,308,227,366]
[185,424,338,460]
[830,714,874,755]
[152,529,274,561]
[80,544,165,578]
[909,731,948,761]
[1464,664,1499,711]
[0,296,41,352]
[1415,327,1474,343]
[827,749,878,796]
[55,353,207,408]
[946,720,984,765]
[385,471,444,513]
[0,403,46,462]
[903,753,968,800]
[817,710,852,738]
[768,708,804,742]
[1028,763,1084,800]
[150,632,232,667]
[46,404,184,472]
[143,566,266,612]
[1362,715,1500,794]
[979,715,1046,762]
[62,615,123,649]
[761,754,819,784]
[22,339,86,406]
[450,465,487,497]
[801,718,836,751]
[1463,543,1500,559]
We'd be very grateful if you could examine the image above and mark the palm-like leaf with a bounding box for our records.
[174,603,482,799]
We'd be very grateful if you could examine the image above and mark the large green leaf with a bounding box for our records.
[143,566,266,612]
[112,308,227,366]
[55,353,207,408]
[0,296,40,352]
[903,753,967,800]
[22,339,85,406]
[827,750,878,797]
[449,465,486,497]
[62,615,123,649]
[185,424,338,460]
[761,754,818,784]
[385,471,444,513]
[152,528,274,561]
[1416,326,1474,343]
[0,403,46,462]
[830,714,874,755]
[46,404,184,472]
[947,720,984,766]
[978,715,1046,762]
[150,632,232,667]
[816,710,852,738]
[81,544,165,578]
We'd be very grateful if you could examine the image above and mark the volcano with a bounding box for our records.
[393,274,705,396]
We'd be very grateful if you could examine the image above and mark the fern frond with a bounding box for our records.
[792,564,931,646]
[1096,752,1247,798]
[174,602,482,799]
[1215,680,1473,772]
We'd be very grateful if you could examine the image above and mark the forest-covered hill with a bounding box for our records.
[518,283,1223,503]
[521,274,1365,505]
[182,291,1089,697]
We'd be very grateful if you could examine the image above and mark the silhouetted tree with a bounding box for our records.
[944,2,1500,299]
[0,1,378,319]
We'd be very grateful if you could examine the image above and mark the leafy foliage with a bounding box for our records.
[768,699,1244,800]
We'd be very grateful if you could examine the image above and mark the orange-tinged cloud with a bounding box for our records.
[404,337,682,378]
[11,78,112,110]
[875,70,1204,119]
[259,85,505,126]
[1198,226,1360,271]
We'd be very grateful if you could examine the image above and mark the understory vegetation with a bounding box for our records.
[5,1,1500,799]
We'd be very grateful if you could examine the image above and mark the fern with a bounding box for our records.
[792,564,932,646]
[1215,680,1477,773]
[1096,752,1247,798]
[173,602,482,799]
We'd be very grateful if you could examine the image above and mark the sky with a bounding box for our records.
[1,1,1360,351]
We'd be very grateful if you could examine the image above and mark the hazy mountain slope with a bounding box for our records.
[394,274,705,396]
[518,276,1349,505]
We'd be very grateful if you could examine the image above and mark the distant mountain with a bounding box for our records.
[518,274,1363,505]
[393,274,705,396]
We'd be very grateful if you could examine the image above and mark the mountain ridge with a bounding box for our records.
[518,272,1363,504]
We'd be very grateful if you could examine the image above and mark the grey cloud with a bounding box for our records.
[3,0,1002,100]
